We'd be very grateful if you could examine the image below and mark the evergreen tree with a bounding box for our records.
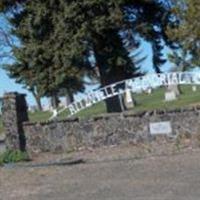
[50,0,175,112]
[0,0,24,12]
[1,0,176,112]
[3,0,86,109]
[167,0,200,69]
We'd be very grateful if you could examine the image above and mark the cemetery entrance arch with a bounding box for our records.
[50,72,200,119]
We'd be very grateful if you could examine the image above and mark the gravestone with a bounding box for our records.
[168,85,180,96]
[124,89,134,109]
[192,86,197,92]
[2,92,29,151]
[147,88,152,94]
[165,91,177,101]
[165,85,180,101]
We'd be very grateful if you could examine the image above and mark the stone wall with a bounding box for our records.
[2,92,200,156]
[23,107,200,155]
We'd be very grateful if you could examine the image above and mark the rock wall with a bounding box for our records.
[23,107,200,155]
[2,92,200,156]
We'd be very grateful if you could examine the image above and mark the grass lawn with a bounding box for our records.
[42,85,200,120]
[67,85,200,118]
[0,85,200,133]
[28,110,52,122]
[133,85,200,112]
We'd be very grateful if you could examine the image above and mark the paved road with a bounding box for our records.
[1,150,200,200]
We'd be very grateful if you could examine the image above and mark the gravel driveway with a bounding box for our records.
[1,147,200,200]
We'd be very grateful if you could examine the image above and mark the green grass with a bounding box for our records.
[68,85,200,118]
[28,110,52,122]
[133,85,200,112]
[74,101,107,118]
[0,85,200,130]
[0,150,30,165]
[18,85,200,121]
[44,85,200,120]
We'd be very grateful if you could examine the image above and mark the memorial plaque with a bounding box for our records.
[149,121,172,135]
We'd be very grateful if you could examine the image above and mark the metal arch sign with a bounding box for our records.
[50,72,200,119]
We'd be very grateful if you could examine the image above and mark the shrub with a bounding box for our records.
[0,150,30,165]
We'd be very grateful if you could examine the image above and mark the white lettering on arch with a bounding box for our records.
[50,72,200,119]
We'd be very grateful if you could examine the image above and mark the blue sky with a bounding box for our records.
[0,68,36,104]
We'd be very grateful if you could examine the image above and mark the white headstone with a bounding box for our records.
[52,109,58,117]
[147,88,152,94]
[150,121,172,135]
[192,86,197,92]
[124,89,134,109]
[167,85,180,96]
[165,91,177,101]
[125,90,133,103]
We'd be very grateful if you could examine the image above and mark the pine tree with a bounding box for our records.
[167,0,200,69]
[1,0,176,112]
[50,0,175,112]
[3,0,86,109]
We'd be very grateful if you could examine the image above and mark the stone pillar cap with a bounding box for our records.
[3,92,27,98]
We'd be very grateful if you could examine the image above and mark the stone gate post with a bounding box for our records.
[1,92,29,151]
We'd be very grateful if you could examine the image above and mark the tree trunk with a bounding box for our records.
[32,91,43,111]
[65,91,74,106]
[35,96,43,111]
[105,95,124,113]
[51,93,60,109]
[99,72,126,113]
[93,29,138,113]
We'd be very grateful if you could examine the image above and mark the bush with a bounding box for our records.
[0,150,30,165]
